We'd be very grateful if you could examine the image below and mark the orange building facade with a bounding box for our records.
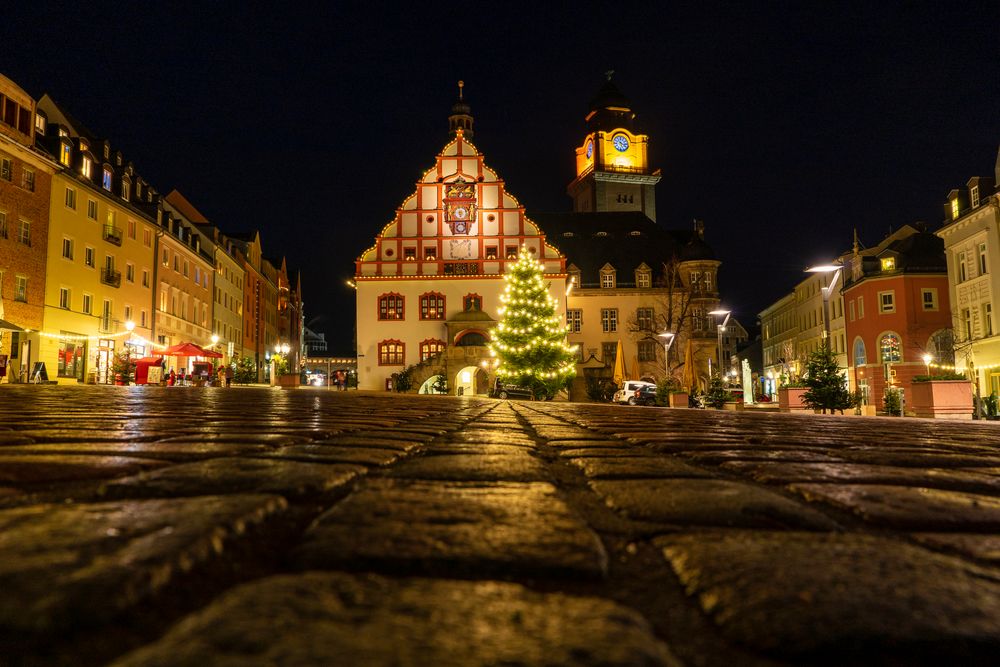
[842,226,952,408]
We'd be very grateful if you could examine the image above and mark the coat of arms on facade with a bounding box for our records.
[443,177,476,235]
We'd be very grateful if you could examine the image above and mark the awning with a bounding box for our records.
[159,342,222,358]
[0,318,24,331]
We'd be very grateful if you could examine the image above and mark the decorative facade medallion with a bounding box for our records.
[448,239,472,259]
[443,177,476,235]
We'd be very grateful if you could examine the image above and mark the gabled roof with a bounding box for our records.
[165,190,210,224]
[532,211,706,287]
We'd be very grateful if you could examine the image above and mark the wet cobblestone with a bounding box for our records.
[1,386,999,666]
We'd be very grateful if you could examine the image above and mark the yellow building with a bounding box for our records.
[35,95,157,383]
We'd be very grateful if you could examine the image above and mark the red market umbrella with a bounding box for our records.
[160,342,221,358]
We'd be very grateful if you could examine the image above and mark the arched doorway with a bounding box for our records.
[455,366,489,396]
[419,374,446,394]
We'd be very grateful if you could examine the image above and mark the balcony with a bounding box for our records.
[101,267,122,288]
[102,224,123,246]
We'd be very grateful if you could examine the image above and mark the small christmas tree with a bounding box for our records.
[803,340,854,413]
[489,249,577,398]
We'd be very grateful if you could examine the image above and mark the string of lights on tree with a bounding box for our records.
[488,249,577,395]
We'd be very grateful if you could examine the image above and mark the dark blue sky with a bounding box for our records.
[4,1,999,353]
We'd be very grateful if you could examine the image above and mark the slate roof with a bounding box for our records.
[531,212,708,288]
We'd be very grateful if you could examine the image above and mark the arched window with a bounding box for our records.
[463,294,482,312]
[420,292,445,320]
[879,333,901,363]
[378,340,404,365]
[455,331,488,347]
[378,293,404,320]
[420,338,446,361]
[853,337,866,366]
[927,330,956,367]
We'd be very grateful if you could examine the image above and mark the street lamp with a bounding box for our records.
[806,263,843,341]
[708,309,731,377]
[211,334,219,346]
[656,331,675,380]
[922,352,932,375]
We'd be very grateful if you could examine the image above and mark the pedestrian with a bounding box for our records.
[225,364,233,388]
[217,365,225,387]
[168,369,176,387]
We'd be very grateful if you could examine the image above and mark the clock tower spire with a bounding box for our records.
[448,80,474,139]
[567,73,661,221]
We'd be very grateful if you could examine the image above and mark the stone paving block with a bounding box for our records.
[426,443,535,456]
[0,494,287,634]
[548,438,625,450]
[911,533,1000,564]
[531,425,608,440]
[110,572,679,667]
[389,453,549,481]
[557,447,654,458]
[657,531,1000,661]
[320,435,424,451]
[681,449,847,463]
[0,442,275,461]
[0,455,168,485]
[838,449,1000,468]
[568,455,712,479]
[347,429,438,443]
[3,429,162,443]
[0,433,38,446]
[99,458,365,500]
[792,483,1000,530]
[443,429,536,446]
[252,445,402,467]
[156,432,311,446]
[295,479,607,577]
[723,461,1000,494]
[591,479,839,529]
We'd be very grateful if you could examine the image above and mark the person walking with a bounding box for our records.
[225,364,233,387]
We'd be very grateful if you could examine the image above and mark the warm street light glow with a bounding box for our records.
[806,264,842,273]
[125,320,135,332]
[211,334,219,345]
[657,331,675,379]
[923,353,933,375]
[346,280,356,289]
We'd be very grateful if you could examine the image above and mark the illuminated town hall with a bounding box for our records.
[354,78,721,396]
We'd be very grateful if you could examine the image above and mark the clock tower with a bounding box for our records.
[566,73,661,221]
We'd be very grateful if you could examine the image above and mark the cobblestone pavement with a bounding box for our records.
[2,386,1000,666]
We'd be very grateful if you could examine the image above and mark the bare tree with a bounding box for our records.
[626,257,698,385]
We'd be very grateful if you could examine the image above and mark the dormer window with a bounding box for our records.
[59,142,71,166]
[951,198,960,220]
[121,180,130,201]
[971,185,980,208]
[636,268,652,288]
[115,153,122,167]
[34,113,45,135]
[58,127,68,138]
[81,156,92,179]
[102,168,112,191]
[881,257,895,271]
[103,144,110,160]
[600,268,616,288]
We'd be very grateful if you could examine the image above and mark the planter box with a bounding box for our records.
[668,392,689,408]
[778,387,810,412]
[910,380,973,420]
[275,374,300,389]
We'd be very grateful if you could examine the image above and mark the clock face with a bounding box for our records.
[453,206,468,220]
[586,140,594,159]
[453,220,468,234]
[612,134,629,152]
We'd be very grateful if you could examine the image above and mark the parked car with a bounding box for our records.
[613,380,656,404]
[491,382,534,400]
[629,385,658,406]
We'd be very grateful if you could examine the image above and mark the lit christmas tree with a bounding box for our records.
[489,249,577,398]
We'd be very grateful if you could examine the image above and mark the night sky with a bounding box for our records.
[4,2,999,353]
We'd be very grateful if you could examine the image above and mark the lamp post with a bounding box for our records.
[805,264,843,342]
[656,331,675,381]
[708,309,731,377]
[922,353,932,376]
